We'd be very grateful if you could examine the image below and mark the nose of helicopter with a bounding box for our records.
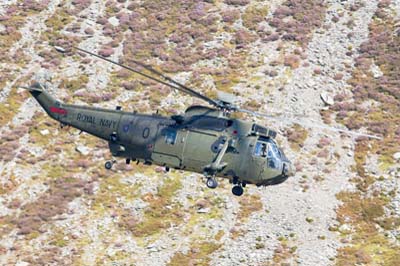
[283,162,295,177]
[287,163,295,177]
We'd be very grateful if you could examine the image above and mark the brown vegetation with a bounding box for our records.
[118,176,184,237]
[168,241,222,266]
[14,177,89,237]
[237,194,263,221]
[334,4,400,264]
[284,55,301,69]
[224,0,250,6]
[265,237,297,265]
[242,5,269,31]
[0,87,27,126]
[285,124,308,151]
[269,0,327,46]
[335,3,400,144]
[60,75,89,92]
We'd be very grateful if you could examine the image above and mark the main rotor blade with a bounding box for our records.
[56,45,183,93]
[61,45,220,108]
[237,108,309,120]
[125,55,220,107]
[239,108,382,140]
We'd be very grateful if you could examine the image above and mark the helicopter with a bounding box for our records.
[21,46,381,196]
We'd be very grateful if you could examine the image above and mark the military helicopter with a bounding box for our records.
[21,46,380,196]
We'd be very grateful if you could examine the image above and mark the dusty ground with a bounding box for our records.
[0,0,399,265]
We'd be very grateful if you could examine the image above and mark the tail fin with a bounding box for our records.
[20,82,44,93]
[22,82,61,120]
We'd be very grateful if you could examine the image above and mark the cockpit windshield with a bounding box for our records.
[268,141,280,159]
[253,137,282,169]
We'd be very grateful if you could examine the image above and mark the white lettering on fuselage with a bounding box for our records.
[76,113,117,129]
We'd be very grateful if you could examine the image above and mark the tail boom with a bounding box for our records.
[24,82,123,141]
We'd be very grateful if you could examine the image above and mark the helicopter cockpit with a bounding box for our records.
[253,136,288,169]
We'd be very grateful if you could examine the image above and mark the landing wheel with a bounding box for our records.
[105,161,113,170]
[232,185,244,196]
[206,177,218,189]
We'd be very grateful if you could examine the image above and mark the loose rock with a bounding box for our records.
[320,92,334,106]
[75,145,90,156]
[40,129,49,136]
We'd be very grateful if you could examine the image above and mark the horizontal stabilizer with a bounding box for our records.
[19,82,45,92]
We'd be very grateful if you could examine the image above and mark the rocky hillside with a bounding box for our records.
[0,0,399,265]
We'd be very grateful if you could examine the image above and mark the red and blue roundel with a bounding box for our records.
[50,106,68,115]
[123,124,130,132]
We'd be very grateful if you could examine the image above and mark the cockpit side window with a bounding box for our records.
[164,129,177,145]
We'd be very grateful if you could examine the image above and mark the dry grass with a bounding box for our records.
[269,0,327,46]
[168,241,222,266]
[14,177,89,237]
[118,175,184,237]
[60,75,89,92]
[262,237,298,266]
[0,86,27,126]
[285,124,308,151]
[332,5,400,263]
[284,54,301,69]
[242,5,269,31]
[45,10,73,31]
[237,194,263,221]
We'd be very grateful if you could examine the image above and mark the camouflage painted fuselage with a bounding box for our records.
[27,83,294,186]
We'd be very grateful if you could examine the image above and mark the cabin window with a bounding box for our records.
[188,116,232,131]
[164,129,177,145]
